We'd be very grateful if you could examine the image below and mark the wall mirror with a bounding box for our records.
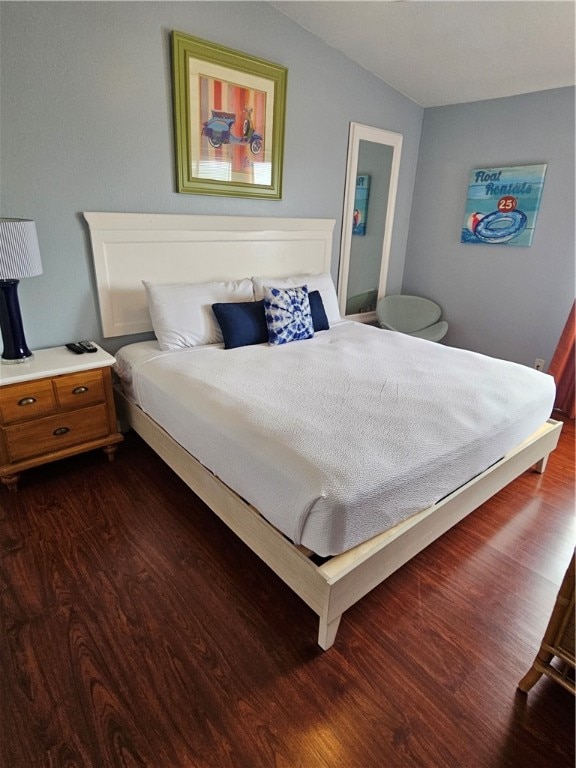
[337,123,403,322]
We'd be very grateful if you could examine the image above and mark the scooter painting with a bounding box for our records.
[202,107,263,155]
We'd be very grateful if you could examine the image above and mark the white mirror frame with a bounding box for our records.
[337,123,403,323]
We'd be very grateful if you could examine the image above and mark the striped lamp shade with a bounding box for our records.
[0,219,43,279]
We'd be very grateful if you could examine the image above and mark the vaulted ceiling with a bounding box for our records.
[272,1,576,107]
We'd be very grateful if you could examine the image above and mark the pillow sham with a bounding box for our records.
[252,272,341,324]
[263,285,314,345]
[212,299,268,349]
[143,278,253,350]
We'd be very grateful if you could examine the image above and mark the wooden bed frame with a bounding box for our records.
[84,212,562,649]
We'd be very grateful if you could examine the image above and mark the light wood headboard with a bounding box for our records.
[84,212,335,338]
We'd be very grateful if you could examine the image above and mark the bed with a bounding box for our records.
[85,211,562,649]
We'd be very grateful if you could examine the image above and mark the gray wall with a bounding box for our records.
[403,87,575,368]
[0,1,423,353]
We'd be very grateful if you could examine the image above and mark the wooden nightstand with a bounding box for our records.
[0,344,123,491]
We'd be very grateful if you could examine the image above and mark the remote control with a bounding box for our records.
[66,343,85,354]
[78,340,98,353]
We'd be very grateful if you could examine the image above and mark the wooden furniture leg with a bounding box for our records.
[518,551,575,694]
[1,474,20,492]
[103,444,119,462]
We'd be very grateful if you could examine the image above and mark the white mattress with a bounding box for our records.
[114,322,555,556]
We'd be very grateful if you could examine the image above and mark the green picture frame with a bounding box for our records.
[172,31,287,199]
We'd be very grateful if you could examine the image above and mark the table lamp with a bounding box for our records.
[0,218,43,364]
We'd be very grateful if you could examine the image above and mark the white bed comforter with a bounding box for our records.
[115,322,555,556]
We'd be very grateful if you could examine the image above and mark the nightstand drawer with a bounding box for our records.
[4,404,110,462]
[0,379,56,423]
[55,369,105,409]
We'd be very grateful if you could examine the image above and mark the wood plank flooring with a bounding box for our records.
[0,415,574,768]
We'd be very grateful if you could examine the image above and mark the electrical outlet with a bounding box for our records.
[534,358,545,371]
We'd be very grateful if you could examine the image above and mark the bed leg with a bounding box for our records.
[534,455,549,474]
[318,614,342,650]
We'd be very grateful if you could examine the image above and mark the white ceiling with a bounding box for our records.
[271,1,576,107]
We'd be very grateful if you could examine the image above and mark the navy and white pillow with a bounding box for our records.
[263,285,314,345]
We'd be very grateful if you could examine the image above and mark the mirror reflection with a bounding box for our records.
[346,141,393,315]
[338,124,402,322]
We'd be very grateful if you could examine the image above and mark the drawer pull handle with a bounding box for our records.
[72,386,88,395]
[53,427,70,436]
[18,397,37,406]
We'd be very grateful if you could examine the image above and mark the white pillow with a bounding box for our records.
[143,279,253,350]
[252,273,341,324]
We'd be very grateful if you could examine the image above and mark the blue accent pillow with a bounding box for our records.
[263,285,314,345]
[308,290,330,332]
[212,300,268,349]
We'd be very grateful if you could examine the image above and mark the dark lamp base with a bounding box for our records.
[0,280,34,365]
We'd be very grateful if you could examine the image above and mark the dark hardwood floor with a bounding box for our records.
[0,415,574,768]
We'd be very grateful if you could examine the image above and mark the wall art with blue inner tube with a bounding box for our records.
[461,164,547,246]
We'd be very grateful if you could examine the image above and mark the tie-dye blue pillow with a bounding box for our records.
[263,285,314,345]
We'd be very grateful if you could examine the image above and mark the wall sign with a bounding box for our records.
[461,164,547,246]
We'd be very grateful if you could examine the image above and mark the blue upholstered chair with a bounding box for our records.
[376,295,448,342]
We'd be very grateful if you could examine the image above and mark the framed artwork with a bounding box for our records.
[172,31,287,199]
[461,164,547,246]
[352,174,371,236]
